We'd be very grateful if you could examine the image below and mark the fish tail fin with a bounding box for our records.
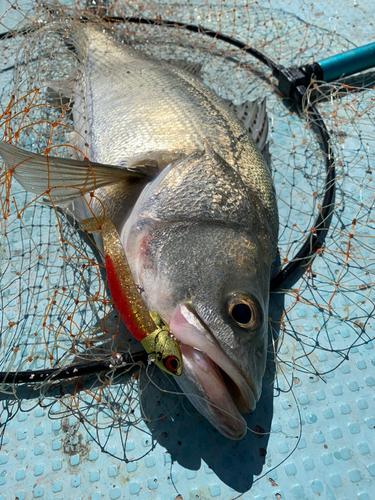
[25,7,104,59]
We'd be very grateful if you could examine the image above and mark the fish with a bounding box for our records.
[0,19,279,440]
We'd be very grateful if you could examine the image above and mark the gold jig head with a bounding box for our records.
[141,312,182,376]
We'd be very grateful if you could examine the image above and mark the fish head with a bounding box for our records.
[161,226,271,440]
[123,142,277,439]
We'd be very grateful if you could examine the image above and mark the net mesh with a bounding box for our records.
[0,0,374,467]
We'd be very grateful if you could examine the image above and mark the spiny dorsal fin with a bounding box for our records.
[225,98,270,170]
[225,98,268,150]
[167,59,203,78]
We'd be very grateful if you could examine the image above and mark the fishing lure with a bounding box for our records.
[79,216,182,376]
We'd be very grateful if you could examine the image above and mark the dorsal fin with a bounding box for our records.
[166,59,203,78]
[225,98,270,170]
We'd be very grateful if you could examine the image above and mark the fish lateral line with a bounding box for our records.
[79,216,182,376]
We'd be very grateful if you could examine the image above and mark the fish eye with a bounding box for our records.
[231,303,252,324]
[227,292,263,331]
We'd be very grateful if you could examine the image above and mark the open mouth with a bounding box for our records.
[219,366,247,412]
[169,303,256,439]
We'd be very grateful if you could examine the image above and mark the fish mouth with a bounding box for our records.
[169,304,257,440]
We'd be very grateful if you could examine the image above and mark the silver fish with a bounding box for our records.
[0,21,278,439]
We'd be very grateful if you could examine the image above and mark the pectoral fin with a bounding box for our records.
[0,141,156,204]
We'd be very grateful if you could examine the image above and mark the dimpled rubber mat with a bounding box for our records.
[0,0,374,499]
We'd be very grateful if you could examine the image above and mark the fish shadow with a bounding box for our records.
[141,290,284,494]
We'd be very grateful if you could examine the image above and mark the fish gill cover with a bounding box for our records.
[0,0,374,498]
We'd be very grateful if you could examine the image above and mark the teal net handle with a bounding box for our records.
[317,41,375,82]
